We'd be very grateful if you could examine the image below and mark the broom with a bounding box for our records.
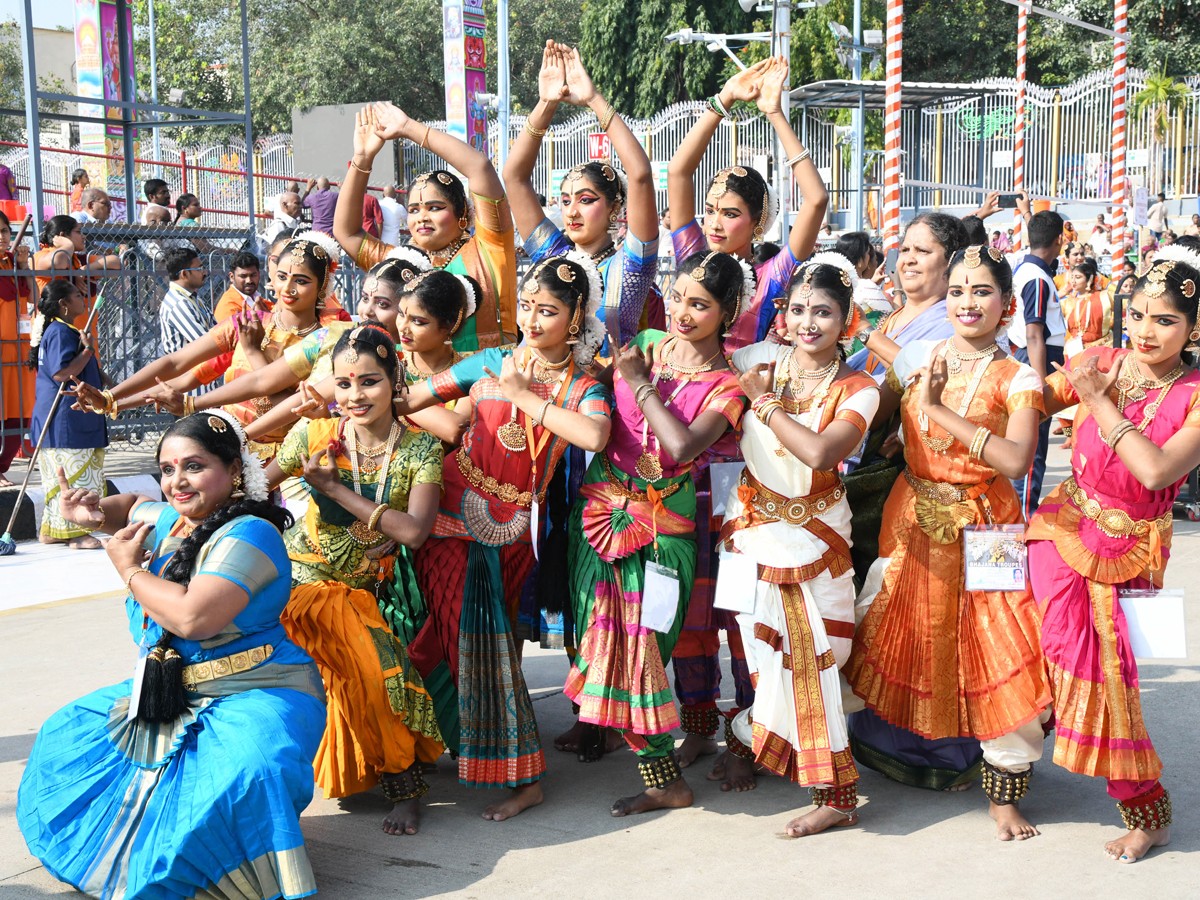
[0,282,107,555]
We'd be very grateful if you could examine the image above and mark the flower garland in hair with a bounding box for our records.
[384,244,433,273]
[204,408,270,501]
[293,230,341,270]
[734,256,756,306]
[803,250,860,287]
[450,273,479,319]
[761,181,779,234]
[1152,244,1200,277]
[562,248,605,366]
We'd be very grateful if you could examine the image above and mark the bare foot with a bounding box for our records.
[0,475,14,488]
[943,781,971,792]
[382,798,421,835]
[38,534,64,545]
[785,805,859,837]
[989,801,1039,841]
[720,753,758,792]
[677,732,717,768]
[611,777,693,817]
[554,719,586,752]
[1105,826,1171,863]
[706,750,727,781]
[68,535,102,550]
[482,783,543,822]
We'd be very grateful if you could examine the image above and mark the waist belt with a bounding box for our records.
[718,467,845,547]
[457,451,544,508]
[903,471,992,505]
[599,453,685,502]
[1062,476,1172,539]
[182,643,273,691]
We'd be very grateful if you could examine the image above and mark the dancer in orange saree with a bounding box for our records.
[846,246,1052,840]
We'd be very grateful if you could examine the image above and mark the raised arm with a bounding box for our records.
[560,44,657,244]
[333,106,387,261]
[756,57,828,261]
[503,43,566,240]
[373,102,504,201]
[667,59,773,232]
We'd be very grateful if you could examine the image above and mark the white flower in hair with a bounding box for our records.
[292,230,341,262]
[573,312,606,367]
[384,245,433,273]
[563,249,604,318]
[804,250,860,286]
[205,408,270,502]
[1152,244,1200,276]
[451,273,479,319]
[734,256,756,304]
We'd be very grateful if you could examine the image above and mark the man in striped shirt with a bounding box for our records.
[159,247,216,395]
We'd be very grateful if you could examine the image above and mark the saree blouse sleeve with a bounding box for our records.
[192,318,239,385]
[522,217,571,262]
[671,219,707,261]
[405,429,445,492]
[701,370,748,430]
[282,325,338,381]
[753,243,802,341]
[615,231,661,346]
[1006,362,1046,415]
[195,517,283,599]
[833,375,881,437]
[1183,385,1200,429]
[354,233,392,272]
[429,347,504,403]
[579,377,614,418]
[275,417,321,478]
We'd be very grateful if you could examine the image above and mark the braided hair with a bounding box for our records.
[27,281,80,368]
[138,414,292,723]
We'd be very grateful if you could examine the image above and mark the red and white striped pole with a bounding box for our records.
[881,0,903,252]
[1012,0,1028,251]
[1110,0,1129,276]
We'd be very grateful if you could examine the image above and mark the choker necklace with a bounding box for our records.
[590,242,618,265]
[787,355,839,391]
[944,340,998,375]
[403,349,459,380]
[660,336,725,380]
[429,235,468,268]
[260,314,319,350]
[919,341,993,453]
[530,349,572,384]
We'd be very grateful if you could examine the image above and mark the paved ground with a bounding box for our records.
[1,440,1197,899]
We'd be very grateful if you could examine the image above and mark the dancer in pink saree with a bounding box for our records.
[1029,246,1200,863]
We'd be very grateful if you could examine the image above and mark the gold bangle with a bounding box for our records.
[598,102,616,132]
[419,124,432,149]
[125,567,149,593]
[182,395,196,417]
[1104,419,1137,450]
[349,158,372,175]
[968,426,991,460]
[94,508,107,533]
[367,503,389,532]
[525,121,548,138]
[756,398,784,425]
[635,383,657,410]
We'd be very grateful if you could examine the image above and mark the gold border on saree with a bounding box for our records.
[1062,477,1171,539]
[182,644,273,691]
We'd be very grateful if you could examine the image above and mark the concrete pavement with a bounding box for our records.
[1,440,1197,899]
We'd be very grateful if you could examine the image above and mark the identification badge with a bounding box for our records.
[530,498,541,560]
[713,551,758,613]
[1119,588,1187,659]
[710,462,745,517]
[641,561,681,633]
[963,525,1027,592]
[18,312,31,336]
[127,646,149,722]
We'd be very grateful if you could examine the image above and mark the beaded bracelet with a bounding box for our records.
[968,426,991,460]
[367,503,389,532]
[125,567,150,593]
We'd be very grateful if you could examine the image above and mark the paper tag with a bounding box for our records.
[710,462,745,516]
[1119,588,1187,659]
[641,561,681,633]
[530,498,541,561]
[18,312,31,336]
[963,525,1027,592]
[127,646,149,722]
[714,551,758,613]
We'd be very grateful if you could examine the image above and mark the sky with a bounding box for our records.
[1,0,75,29]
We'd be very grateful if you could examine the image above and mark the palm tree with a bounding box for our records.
[1133,68,1190,195]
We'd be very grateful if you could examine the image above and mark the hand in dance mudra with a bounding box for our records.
[143,379,185,416]
[234,309,265,349]
[298,448,341,496]
[55,465,105,529]
[483,353,535,401]
[754,56,789,116]
[557,42,598,107]
[371,101,412,144]
[737,360,776,402]
[912,354,950,411]
[1051,354,1119,408]
[615,341,654,390]
[354,105,387,162]
[537,40,568,103]
[290,381,332,420]
[723,56,773,106]
[69,378,106,413]
[104,520,153,574]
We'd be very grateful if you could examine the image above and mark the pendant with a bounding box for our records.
[347,520,384,546]
[945,355,962,375]
[497,419,528,452]
[358,455,380,475]
[634,451,664,482]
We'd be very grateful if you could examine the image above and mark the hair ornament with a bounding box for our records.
[203,408,270,502]
[708,166,748,202]
[450,273,479,320]
[1151,245,1200,278]
[963,244,1005,268]
[735,256,756,305]
[383,244,434,274]
[690,252,718,283]
[207,415,228,433]
[562,249,604,365]
[795,251,859,328]
[293,230,340,265]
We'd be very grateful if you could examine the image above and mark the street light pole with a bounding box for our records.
[852,0,864,231]
[149,0,161,172]
[497,0,510,172]
[772,0,792,240]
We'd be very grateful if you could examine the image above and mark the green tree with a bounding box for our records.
[1133,68,1190,194]
[0,21,67,143]
[484,0,583,117]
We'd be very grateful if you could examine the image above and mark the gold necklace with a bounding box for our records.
[1116,358,1186,409]
[349,420,401,475]
[403,349,458,381]
[429,235,468,268]
[259,314,319,351]
[530,349,572,384]
[919,343,993,453]
[772,347,839,457]
[660,336,725,380]
[944,340,999,375]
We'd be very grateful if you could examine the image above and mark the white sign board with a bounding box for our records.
[1133,186,1149,226]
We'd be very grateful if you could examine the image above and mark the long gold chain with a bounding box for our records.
[919,342,993,453]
